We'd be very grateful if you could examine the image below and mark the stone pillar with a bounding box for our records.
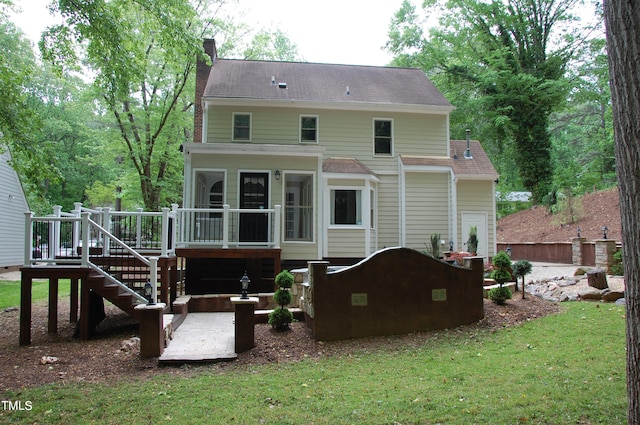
[572,237,586,265]
[231,297,259,353]
[135,303,166,358]
[595,239,617,273]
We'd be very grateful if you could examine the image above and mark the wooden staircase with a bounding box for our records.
[87,271,144,319]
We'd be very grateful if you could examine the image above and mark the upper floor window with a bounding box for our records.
[300,115,318,143]
[373,118,393,156]
[233,113,251,141]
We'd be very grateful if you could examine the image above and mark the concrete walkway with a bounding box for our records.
[159,312,236,363]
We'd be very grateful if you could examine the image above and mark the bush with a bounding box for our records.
[488,286,512,305]
[269,270,294,330]
[275,269,294,289]
[611,249,624,276]
[268,307,293,330]
[490,251,513,285]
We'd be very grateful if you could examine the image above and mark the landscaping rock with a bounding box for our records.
[601,289,624,302]
[578,286,603,300]
[616,298,626,306]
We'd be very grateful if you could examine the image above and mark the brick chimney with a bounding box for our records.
[193,39,217,144]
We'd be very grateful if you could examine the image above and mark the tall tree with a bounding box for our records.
[603,2,640,422]
[387,0,584,202]
[40,0,220,210]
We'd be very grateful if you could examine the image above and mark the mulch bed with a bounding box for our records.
[0,294,560,393]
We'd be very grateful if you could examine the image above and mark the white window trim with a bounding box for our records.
[232,112,252,142]
[299,114,319,144]
[282,171,316,244]
[373,117,394,157]
[328,186,365,229]
[190,168,227,208]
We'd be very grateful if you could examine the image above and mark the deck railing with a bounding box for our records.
[174,204,281,249]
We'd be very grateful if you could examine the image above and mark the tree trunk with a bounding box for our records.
[587,270,608,290]
[604,2,640,423]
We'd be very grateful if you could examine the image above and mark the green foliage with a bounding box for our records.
[268,307,293,331]
[275,270,294,289]
[467,226,478,254]
[387,0,599,203]
[512,260,533,278]
[270,270,294,330]
[0,279,71,309]
[488,286,512,305]
[491,251,512,270]
[490,251,513,292]
[611,249,624,276]
[430,233,441,258]
[273,288,292,307]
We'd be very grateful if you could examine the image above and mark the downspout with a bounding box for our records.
[398,156,406,246]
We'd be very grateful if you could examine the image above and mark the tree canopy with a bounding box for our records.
[387,0,595,203]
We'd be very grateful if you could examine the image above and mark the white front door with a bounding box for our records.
[461,212,488,257]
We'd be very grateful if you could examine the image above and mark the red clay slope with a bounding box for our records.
[496,187,621,243]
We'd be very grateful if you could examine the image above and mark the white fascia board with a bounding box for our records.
[456,174,500,181]
[322,172,380,184]
[203,98,455,115]
[183,142,325,157]
[402,165,452,174]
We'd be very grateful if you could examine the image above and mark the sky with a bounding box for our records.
[9,0,406,66]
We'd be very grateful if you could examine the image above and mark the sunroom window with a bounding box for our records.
[285,174,314,241]
[331,189,362,225]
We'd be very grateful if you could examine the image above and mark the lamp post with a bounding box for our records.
[506,245,512,257]
[577,227,581,238]
[144,280,155,305]
[602,226,609,239]
[240,272,250,299]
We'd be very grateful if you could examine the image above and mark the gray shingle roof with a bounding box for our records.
[203,59,452,108]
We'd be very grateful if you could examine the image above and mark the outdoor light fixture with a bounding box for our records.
[449,240,454,252]
[577,227,581,238]
[602,226,609,240]
[506,245,512,257]
[275,170,280,180]
[144,280,154,305]
[240,271,251,299]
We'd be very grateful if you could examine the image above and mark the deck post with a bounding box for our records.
[19,274,32,346]
[102,207,111,256]
[24,211,33,266]
[135,303,166,358]
[52,205,61,261]
[161,207,170,257]
[136,208,143,248]
[274,205,281,249]
[48,278,59,334]
[231,297,259,353]
[81,212,90,267]
[222,204,230,248]
[150,257,159,304]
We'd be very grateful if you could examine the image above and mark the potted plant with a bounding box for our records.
[268,270,294,330]
[467,226,478,255]
[429,233,441,258]
[512,259,533,299]
[488,250,512,305]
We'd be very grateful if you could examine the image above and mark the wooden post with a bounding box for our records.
[231,297,258,353]
[19,274,32,346]
[70,278,79,323]
[135,303,166,358]
[48,277,59,334]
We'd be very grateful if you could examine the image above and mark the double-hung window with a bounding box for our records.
[233,113,251,141]
[300,115,318,143]
[373,118,393,156]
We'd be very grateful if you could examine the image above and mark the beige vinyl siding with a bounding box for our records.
[207,106,448,170]
[0,150,29,268]
[327,228,367,257]
[377,174,400,249]
[404,172,450,251]
[456,180,496,257]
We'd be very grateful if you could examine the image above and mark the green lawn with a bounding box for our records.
[0,279,71,310]
[0,302,627,424]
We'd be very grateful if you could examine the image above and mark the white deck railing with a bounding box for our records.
[174,204,281,249]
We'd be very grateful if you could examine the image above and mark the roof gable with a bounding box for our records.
[203,59,452,109]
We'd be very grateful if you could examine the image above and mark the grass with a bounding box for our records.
[1,303,627,424]
[0,279,71,310]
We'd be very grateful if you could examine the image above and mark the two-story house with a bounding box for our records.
[180,39,498,293]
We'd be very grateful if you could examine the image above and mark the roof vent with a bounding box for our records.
[278,82,287,89]
[464,129,473,159]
